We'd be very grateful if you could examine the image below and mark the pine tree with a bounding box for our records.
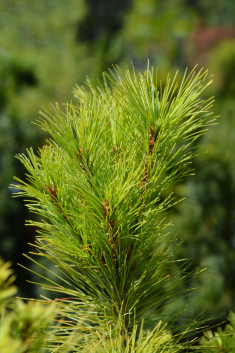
[13,64,215,351]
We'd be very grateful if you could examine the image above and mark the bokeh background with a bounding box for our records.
[1,0,235,328]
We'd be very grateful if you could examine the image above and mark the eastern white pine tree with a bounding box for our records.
[12,64,215,352]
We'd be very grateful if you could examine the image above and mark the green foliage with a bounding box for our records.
[0,257,58,353]
[11,64,215,351]
[200,312,235,352]
[0,257,17,304]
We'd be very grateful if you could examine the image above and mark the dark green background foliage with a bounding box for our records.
[0,0,235,327]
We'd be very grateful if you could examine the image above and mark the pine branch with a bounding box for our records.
[12,63,216,351]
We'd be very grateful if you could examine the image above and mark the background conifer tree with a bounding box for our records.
[13,64,215,351]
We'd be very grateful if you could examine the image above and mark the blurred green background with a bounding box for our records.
[0,0,235,327]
